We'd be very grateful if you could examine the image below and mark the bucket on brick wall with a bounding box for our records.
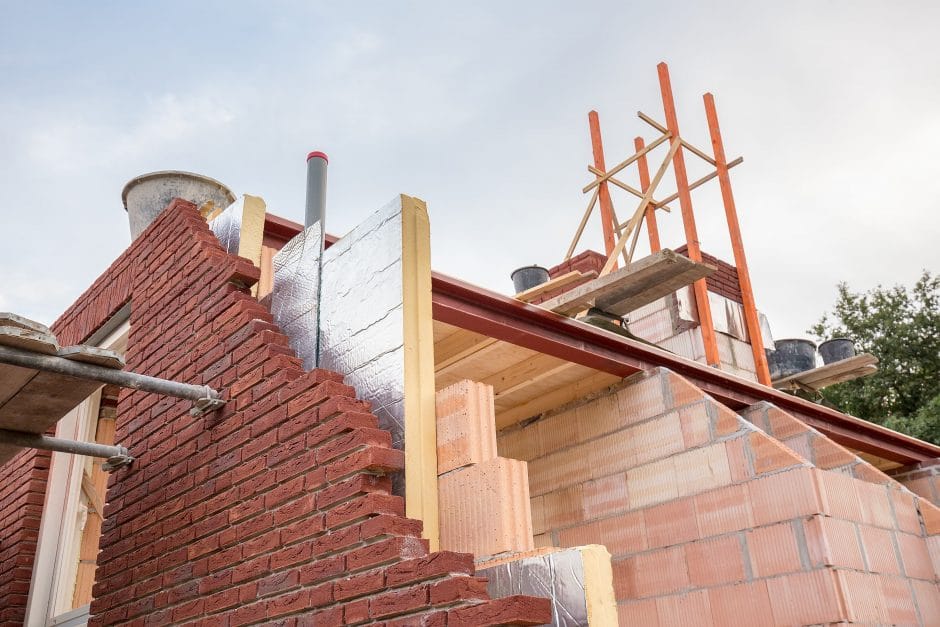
[819,338,855,364]
[122,171,235,240]
[511,265,550,294]
[771,339,817,379]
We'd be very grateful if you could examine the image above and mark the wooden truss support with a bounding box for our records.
[635,136,661,253]
[637,111,717,167]
[582,132,671,193]
[657,61,721,367]
[600,139,679,276]
[703,92,772,385]
[588,111,618,258]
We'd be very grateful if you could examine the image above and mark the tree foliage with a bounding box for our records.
[810,271,940,444]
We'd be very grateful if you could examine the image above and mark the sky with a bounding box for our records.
[1,1,938,341]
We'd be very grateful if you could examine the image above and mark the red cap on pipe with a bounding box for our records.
[307,151,329,163]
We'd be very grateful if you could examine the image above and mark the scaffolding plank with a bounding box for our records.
[773,353,879,392]
[0,364,37,406]
[58,346,125,369]
[539,249,714,317]
[0,312,52,335]
[0,326,59,354]
[0,371,101,433]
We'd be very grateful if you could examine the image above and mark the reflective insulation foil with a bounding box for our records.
[478,549,588,627]
[270,223,323,369]
[268,197,409,496]
[208,196,247,256]
[318,198,405,494]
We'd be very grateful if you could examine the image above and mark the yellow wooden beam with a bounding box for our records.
[400,194,440,551]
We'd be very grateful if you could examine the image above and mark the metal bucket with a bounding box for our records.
[122,171,235,239]
[819,338,855,364]
[511,265,550,294]
[771,338,817,379]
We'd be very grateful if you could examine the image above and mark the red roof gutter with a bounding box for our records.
[262,214,940,464]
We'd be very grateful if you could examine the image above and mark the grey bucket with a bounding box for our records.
[511,265,550,294]
[122,171,236,239]
[766,348,783,381]
[771,338,817,379]
[819,338,855,364]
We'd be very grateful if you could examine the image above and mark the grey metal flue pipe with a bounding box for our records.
[0,428,130,459]
[0,345,220,404]
[305,151,328,229]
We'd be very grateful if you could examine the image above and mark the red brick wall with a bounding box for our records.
[51,200,549,625]
[532,250,608,305]
[0,448,51,627]
[674,245,743,304]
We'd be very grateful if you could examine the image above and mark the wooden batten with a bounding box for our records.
[400,194,440,551]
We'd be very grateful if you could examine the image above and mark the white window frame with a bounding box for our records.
[24,319,129,627]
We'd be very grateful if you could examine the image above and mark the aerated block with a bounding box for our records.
[435,380,497,474]
[438,457,533,557]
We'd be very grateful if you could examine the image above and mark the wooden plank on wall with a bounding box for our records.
[401,194,440,552]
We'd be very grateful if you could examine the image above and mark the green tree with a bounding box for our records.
[810,271,940,444]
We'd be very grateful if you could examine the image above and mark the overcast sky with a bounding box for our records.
[1,2,938,342]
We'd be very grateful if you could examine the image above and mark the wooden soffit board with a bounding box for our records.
[433,321,620,430]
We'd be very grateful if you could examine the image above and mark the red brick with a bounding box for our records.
[334,569,386,601]
[370,584,430,619]
[346,535,428,572]
[429,576,489,604]
[448,595,553,626]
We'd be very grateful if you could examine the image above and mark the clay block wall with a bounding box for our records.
[741,402,897,487]
[0,448,51,627]
[436,381,534,559]
[48,200,550,626]
[891,461,940,508]
[497,367,940,625]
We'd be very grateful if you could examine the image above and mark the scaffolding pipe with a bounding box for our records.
[0,428,129,459]
[0,344,221,405]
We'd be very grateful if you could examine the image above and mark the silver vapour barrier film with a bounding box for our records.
[270,224,323,369]
[478,549,589,627]
[269,198,407,496]
[318,198,405,495]
[208,196,246,256]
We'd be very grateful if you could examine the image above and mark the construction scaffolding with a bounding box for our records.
[565,62,772,385]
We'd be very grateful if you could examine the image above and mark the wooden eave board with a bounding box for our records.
[855,450,903,472]
[539,249,714,317]
[432,320,621,430]
[773,354,878,392]
[435,339,540,391]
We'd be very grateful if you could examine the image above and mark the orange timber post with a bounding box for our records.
[657,62,721,367]
[588,111,618,258]
[634,136,661,253]
[703,92,772,385]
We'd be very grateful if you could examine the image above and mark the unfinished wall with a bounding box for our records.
[497,367,940,625]
[48,200,551,626]
[546,248,765,382]
[891,461,940,508]
[0,448,50,627]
